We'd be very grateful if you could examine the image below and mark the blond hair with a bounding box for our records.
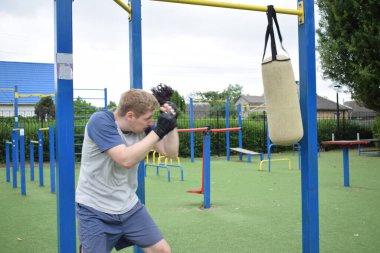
[116,90,159,117]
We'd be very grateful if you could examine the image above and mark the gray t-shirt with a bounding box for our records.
[75,111,147,214]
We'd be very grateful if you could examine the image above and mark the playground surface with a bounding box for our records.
[0,151,379,253]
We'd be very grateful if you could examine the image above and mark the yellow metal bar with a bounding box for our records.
[31,140,39,144]
[259,158,291,171]
[39,128,50,131]
[114,0,131,14]
[193,99,226,103]
[18,93,55,98]
[152,0,303,16]
[6,141,12,144]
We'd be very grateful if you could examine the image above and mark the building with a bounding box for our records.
[0,61,55,116]
[235,94,351,119]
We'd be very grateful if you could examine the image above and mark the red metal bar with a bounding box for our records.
[211,127,241,133]
[177,127,208,133]
[321,140,370,146]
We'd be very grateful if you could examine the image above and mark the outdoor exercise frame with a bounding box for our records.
[54,1,318,252]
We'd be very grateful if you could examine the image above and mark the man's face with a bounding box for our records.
[131,110,155,133]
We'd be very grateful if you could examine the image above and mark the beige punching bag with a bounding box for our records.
[261,6,303,146]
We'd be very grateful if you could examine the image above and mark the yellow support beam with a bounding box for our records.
[152,0,303,17]
[39,128,50,131]
[17,93,55,98]
[114,0,131,14]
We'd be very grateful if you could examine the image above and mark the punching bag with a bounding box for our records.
[261,5,303,146]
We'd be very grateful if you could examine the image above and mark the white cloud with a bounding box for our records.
[0,0,351,104]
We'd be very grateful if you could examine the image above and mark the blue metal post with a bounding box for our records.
[342,147,350,187]
[104,88,108,111]
[190,97,195,163]
[12,130,18,188]
[225,99,230,160]
[38,130,44,186]
[55,0,76,252]
[14,86,19,128]
[298,0,320,252]
[5,142,11,183]
[203,131,211,209]
[266,124,272,172]
[129,1,144,252]
[238,104,243,160]
[49,126,56,193]
[20,128,26,195]
[30,141,35,181]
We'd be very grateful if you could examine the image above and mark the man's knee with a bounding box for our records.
[144,239,171,253]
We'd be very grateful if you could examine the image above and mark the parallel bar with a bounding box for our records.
[177,127,208,133]
[152,0,302,16]
[114,0,131,14]
[211,127,241,133]
[39,127,50,131]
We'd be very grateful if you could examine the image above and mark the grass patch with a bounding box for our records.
[0,151,379,252]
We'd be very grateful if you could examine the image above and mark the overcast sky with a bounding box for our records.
[0,0,351,106]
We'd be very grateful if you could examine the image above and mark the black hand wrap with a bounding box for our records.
[165,101,180,119]
[153,112,177,139]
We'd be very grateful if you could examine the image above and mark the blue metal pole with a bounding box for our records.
[12,130,18,188]
[5,142,11,183]
[49,126,56,193]
[14,86,19,128]
[129,1,144,252]
[30,141,35,181]
[342,147,350,187]
[298,0,320,252]
[104,88,108,111]
[190,97,195,163]
[203,131,211,209]
[266,123,271,172]
[38,130,44,186]
[238,103,243,160]
[20,128,26,196]
[225,99,230,161]
[54,0,76,252]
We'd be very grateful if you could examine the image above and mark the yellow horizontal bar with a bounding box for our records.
[5,141,12,144]
[18,93,55,98]
[0,88,15,91]
[193,99,225,103]
[114,0,131,14]
[39,128,49,131]
[152,0,302,16]
[31,140,39,144]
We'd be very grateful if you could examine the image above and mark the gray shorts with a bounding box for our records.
[76,201,163,253]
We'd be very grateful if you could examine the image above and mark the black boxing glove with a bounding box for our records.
[153,112,177,139]
[162,101,180,119]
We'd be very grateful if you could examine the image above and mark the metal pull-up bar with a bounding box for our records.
[114,0,131,14]
[114,0,304,23]
[152,0,303,17]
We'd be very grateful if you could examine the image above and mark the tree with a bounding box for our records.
[316,0,380,112]
[34,96,55,124]
[74,97,97,117]
[107,101,117,111]
[191,84,243,103]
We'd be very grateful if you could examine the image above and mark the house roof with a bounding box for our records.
[316,95,351,111]
[344,101,378,117]
[237,95,265,105]
[0,61,55,104]
[236,94,351,111]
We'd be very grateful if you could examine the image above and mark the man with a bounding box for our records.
[76,89,179,253]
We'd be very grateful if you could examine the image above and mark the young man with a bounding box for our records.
[76,89,179,253]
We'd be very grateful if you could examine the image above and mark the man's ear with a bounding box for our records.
[125,111,134,119]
